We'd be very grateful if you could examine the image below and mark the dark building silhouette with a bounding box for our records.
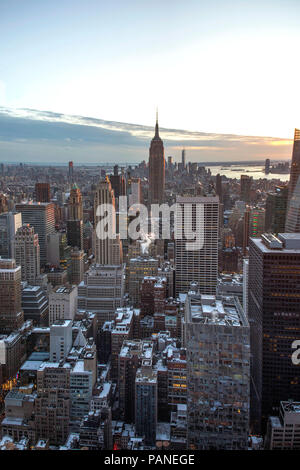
[110,165,126,200]
[148,112,165,205]
[265,185,288,234]
[240,175,252,203]
[249,233,300,433]
[35,183,50,203]
[67,183,83,250]
[285,129,300,232]
[215,174,223,203]
[0,259,24,333]
[265,158,270,174]
[68,161,74,182]
[182,149,186,169]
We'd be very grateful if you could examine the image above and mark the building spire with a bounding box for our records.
[155,107,159,138]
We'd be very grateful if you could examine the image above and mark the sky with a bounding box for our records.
[0,0,299,163]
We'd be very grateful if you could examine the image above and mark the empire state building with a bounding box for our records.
[148,112,165,205]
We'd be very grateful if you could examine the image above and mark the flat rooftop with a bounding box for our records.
[186,294,248,327]
[251,233,300,253]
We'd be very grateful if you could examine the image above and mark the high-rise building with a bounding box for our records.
[240,175,253,203]
[15,202,55,266]
[109,165,126,201]
[0,212,22,259]
[79,408,112,450]
[67,219,83,251]
[93,177,122,265]
[0,390,36,443]
[184,293,250,450]
[128,256,159,306]
[70,359,94,422]
[68,183,83,221]
[110,307,135,381]
[285,129,300,232]
[15,224,40,284]
[265,185,288,234]
[265,400,300,450]
[215,174,223,203]
[0,331,23,382]
[243,258,249,318]
[49,286,78,325]
[135,360,158,445]
[249,207,265,239]
[78,264,125,326]
[167,156,173,168]
[0,194,8,214]
[148,113,165,205]
[70,247,85,285]
[128,177,141,206]
[0,259,24,333]
[35,183,51,203]
[175,196,219,296]
[181,149,186,169]
[242,208,250,255]
[35,362,71,445]
[248,233,300,431]
[21,285,48,325]
[50,320,73,362]
[67,183,83,250]
[118,340,153,423]
[68,161,74,182]
[265,158,271,174]
[47,232,71,273]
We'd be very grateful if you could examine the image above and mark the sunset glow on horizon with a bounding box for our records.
[0,0,300,144]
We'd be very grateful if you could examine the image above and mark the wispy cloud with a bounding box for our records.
[0,106,293,164]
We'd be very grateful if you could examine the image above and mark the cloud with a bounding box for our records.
[0,82,6,104]
[0,106,293,164]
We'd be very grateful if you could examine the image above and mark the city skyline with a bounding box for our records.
[1,0,300,149]
[0,106,294,164]
[1,0,300,455]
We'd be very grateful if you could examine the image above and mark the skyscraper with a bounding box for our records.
[67,183,83,250]
[215,174,223,203]
[135,361,157,445]
[68,161,74,182]
[265,185,288,234]
[93,177,122,265]
[35,183,51,203]
[175,196,219,296]
[148,112,165,205]
[285,128,300,232]
[248,233,300,431]
[70,247,85,285]
[15,202,55,266]
[184,292,250,450]
[240,175,253,203]
[110,165,126,201]
[0,194,8,214]
[127,177,141,206]
[15,224,40,284]
[35,362,70,446]
[182,149,186,169]
[68,183,83,220]
[77,264,125,326]
[49,286,78,325]
[265,158,270,174]
[0,259,24,333]
[0,212,22,259]
[50,320,73,362]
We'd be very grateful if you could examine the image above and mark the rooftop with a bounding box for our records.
[186,293,248,327]
[252,232,300,253]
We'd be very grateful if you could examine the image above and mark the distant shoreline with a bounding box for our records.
[0,159,290,167]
